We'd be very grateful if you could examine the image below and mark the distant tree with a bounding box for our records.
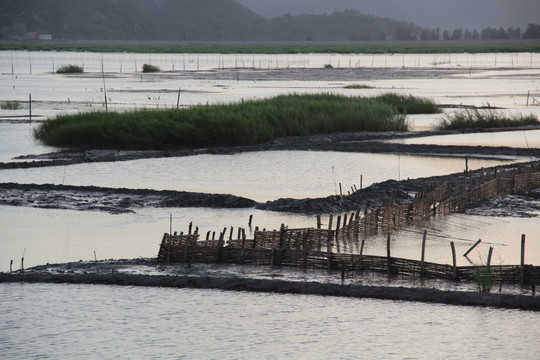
[451,29,463,41]
[442,30,451,40]
[523,23,540,39]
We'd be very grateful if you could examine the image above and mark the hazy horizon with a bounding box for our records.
[237,0,540,30]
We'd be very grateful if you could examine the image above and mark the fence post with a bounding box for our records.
[521,234,526,286]
[451,241,457,280]
[387,233,392,275]
[303,231,308,271]
[359,239,365,270]
[421,230,427,277]
[487,246,493,268]
[327,216,333,271]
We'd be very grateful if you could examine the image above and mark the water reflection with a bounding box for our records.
[0,151,515,201]
[1,283,539,359]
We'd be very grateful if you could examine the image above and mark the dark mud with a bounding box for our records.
[2,259,539,311]
[0,182,256,214]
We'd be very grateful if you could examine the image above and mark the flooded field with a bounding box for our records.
[1,51,540,358]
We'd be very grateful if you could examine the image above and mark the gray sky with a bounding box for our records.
[237,0,540,30]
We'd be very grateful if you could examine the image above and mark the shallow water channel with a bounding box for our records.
[1,51,540,358]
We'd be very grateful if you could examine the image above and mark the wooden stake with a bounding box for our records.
[29,93,32,122]
[176,87,181,109]
[521,234,526,285]
[463,239,482,257]
[387,233,392,275]
[451,241,457,280]
[487,246,493,268]
[421,230,427,277]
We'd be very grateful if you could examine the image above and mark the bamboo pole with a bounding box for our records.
[387,233,392,275]
[521,234,526,285]
[487,246,493,268]
[421,230,427,277]
[451,241,457,280]
[463,239,482,257]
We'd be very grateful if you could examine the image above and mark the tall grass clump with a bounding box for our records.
[34,93,439,150]
[142,63,160,72]
[437,108,539,130]
[474,266,495,293]
[56,64,84,74]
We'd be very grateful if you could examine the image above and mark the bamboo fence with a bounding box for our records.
[158,162,540,286]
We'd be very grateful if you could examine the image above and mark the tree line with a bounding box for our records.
[420,23,540,41]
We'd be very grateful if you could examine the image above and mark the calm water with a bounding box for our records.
[1,283,539,359]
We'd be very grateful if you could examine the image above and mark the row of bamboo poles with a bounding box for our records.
[158,161,540,285]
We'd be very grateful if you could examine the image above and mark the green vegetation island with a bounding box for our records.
[34,94,440,150]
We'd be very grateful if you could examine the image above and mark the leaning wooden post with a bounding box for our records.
[176,87,181,109]
[463,239,482,257]
[521,234,526,286]
[335,215,341,240]
[10,259,13,274]
[29,93,32,122]
[450,241,457,280]
[386,233,392,275]
[316,215,321,229]
[420,230,427,277]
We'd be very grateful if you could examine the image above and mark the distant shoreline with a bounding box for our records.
[1,40,539,54]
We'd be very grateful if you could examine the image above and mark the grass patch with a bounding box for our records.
[56,64,84,73]
[142,63,160,72]
[437,108,539,130]
[474,266,495,293]
[1,101,21,110]
[344,84,373,89]
[376,93,441,114]
[34,93,439,150]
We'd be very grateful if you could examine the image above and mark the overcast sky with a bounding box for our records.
[237,0,540,30]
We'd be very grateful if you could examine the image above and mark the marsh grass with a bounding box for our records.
[56,64,84,73]
[1,101,21,110]
[34,93,438,150]
[474,266,495,293]
[142,63,161,72]
[437,108,539,130]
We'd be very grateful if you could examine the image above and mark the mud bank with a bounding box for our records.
[1,160,539,215]
[2,267,539,311]
[3,127,540,170]
[0,182,256,214]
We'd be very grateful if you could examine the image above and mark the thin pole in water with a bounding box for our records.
[102,61,108,112]
[29,93,32,123]
[176,88,181,109]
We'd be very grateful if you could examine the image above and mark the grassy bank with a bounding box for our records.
[34,93,439,150]
[437,108,539,130]
[2,41,540,54]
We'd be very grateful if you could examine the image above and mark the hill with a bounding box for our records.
[0,0,420,41]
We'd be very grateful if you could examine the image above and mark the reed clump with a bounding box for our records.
[474,266,495,293]
[437,108,539,130]
[142,63,161,72]
[34,93,439,150]
[56,64,84,73]
[344,84,373,89]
